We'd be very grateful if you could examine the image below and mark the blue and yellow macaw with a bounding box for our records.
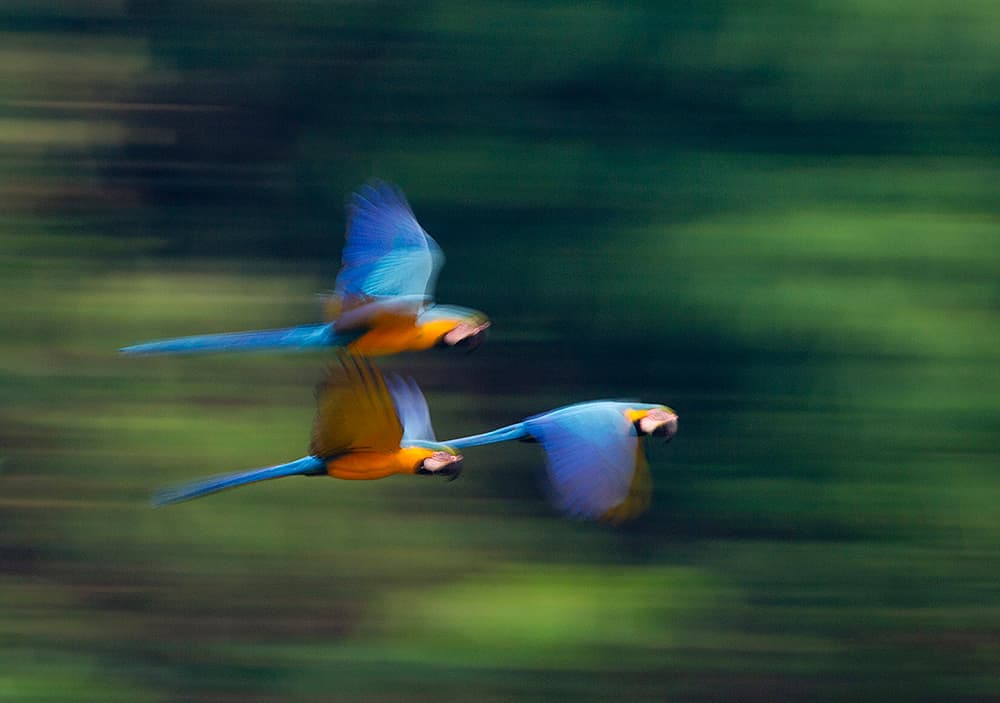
[445,402,677,523]
[152,354,462,506]
[121,180,490,358]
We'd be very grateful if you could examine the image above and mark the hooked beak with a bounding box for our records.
[640,409,678,443]
[418,452,464,481]
[437,460,463,481]
[443,321,490,352]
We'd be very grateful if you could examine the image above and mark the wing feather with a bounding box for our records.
[385,374,436,443]
[309,354,403,457]
[333,181,444,311]
[523,402,644,522]
[600,443,652,524]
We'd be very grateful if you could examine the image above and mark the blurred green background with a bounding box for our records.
[2,2,999,701]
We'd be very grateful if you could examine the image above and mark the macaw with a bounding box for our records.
[121,180,490,358]
[152,354,462,506]
[444,402,677,523]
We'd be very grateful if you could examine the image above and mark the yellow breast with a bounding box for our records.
[347,318,458,355]
[325,447,431,480]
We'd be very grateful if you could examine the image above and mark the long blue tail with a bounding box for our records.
[152,455,326,506]
[120,322,358,356]
[444,422,530,449]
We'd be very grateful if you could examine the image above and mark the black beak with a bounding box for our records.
[439,460,462,481]
[655,415,679,443]
[455,327,488,353]
[418,460,463,480]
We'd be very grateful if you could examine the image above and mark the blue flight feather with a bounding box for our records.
[522,403,639,521]
[152,455,325,506]
[334,180,444,302]
[443,401,645,520]
[120,322,356,356]
[385,374,437,444]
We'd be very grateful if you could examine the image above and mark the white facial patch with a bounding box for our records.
[639,409,678,437]
[443,321,491,346]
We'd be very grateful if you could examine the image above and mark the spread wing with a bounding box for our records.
[524,402,646,522]
[331,181,444,323]
[384,374,436,443]
[309,354,403,457]
[599,443,652,524]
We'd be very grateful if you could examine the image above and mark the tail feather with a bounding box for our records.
[120,323,357,356]
[152,455,325,506]
[445,422,530,449]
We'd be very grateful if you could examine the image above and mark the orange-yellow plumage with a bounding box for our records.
[624,407,651,424]
[326,446,432,479]
[310,354,401,457]
[310,353,449,480]
[151,352,460,505]
[347,317,461,355]
[323,293,472,356]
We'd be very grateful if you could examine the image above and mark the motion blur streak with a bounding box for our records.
[1,2,998,702]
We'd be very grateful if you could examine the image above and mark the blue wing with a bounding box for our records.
[523,402,642,521]
[385,374,436,443]
[443,401,653,521]
[333,181,444,304]
[152,455,325,506]
[120,322,358,356]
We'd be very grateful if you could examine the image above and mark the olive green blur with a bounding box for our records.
[2,2,998,701]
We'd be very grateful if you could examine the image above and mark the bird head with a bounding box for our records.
[405,442,464,481]
[418,450,463,480]
[632,406,678,442]
[442,319,491,351]
[420,305,491,352]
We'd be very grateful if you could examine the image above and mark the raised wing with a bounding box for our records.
[385,374,436,443]
[523,402,645,522]
[310,354,403,457]
[333,181,444,316]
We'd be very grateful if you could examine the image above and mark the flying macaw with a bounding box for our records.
[121,180,490,358]
[444,402,677,523]
[152,354,462,506]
